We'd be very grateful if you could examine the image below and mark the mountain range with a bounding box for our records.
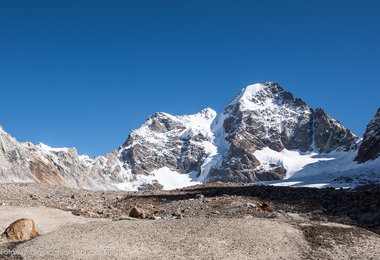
[1,82,379,190]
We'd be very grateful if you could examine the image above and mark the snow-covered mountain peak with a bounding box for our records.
[127,108,217,142]
[239,83,266,98]
[117,108,219,182]
[228,82,265,109]
[227,82,308,117]
[206,82,360,184]
[223,82,313,150]
[1,82,377,191]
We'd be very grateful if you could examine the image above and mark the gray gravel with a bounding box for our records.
[1,183,380,259]
[14,218,308,260]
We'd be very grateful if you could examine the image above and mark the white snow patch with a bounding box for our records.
[253,147,334,178]
[229,83,265,107]
[197,112,231,182]
[179,108,217,140]
[258,150,380,189]
[228,83,268,111]
[146,167,201,190]
[115,167,201,191]
[245,83,266,93]
[114,180,142,191]
[37,143,70,153]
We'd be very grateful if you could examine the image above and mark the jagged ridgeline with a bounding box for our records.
[0,82,379,190]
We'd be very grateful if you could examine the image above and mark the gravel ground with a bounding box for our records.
[0,183,380,259]
[13,218,308,260]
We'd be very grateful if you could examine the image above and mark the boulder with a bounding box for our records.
[2,218,37,241]
[129,206,146,219]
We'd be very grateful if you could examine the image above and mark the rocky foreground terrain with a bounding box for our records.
[0,182,380,259]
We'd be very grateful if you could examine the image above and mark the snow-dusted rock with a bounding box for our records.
[0,127,129,189]
[119,108,217,177]
[0,127,35,183]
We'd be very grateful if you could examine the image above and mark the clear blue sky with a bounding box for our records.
[0,0,379,156]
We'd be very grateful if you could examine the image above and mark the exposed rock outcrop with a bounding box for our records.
[355,108,380,163]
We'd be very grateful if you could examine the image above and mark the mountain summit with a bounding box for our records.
[207,82,359,182]
[0,82,378,190]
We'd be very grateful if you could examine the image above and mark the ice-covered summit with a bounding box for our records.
[228,83,266,108]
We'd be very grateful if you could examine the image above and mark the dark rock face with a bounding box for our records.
[355,109,380,163]
[208,82,359,183]
[313,108,358,153]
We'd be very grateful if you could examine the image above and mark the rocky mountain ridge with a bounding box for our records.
[355,108,380,163]
[0,82,378,190]
[0,127,128,189]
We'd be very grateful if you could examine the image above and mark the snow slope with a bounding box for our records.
[257,149,380,188]
[253,147,334,178]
